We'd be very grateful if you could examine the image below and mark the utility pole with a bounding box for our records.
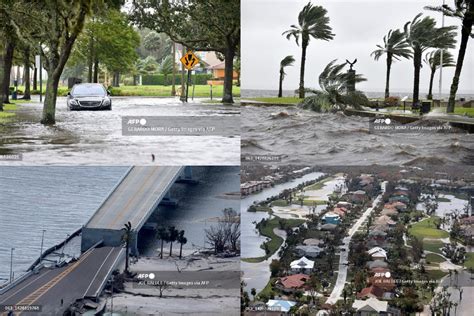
[39,229,46,264]
[10,248,15,283]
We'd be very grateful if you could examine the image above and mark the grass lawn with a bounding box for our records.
[271,199,289,207]
[426,269,448,280]
[245,97,303,105]
[304,177,332,191]
[257,277,276,297]
[409,217,449,239]
[426,253,445,264]
[436,197,451,203]
[242,217,305,263]
[302,199,326,206]
[423,240,445,255]
[464,252,474,269]
[0,103,18,120]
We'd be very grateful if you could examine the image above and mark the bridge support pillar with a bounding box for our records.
[177,166,198,184]
[160,190,178,206]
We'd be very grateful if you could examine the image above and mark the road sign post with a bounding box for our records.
[179,50,200,103]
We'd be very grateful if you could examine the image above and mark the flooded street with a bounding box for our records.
[242,105,474,166]
[0,97,240,165]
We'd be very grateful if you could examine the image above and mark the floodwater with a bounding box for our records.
[0,166,240,284]
[0,166,127,283]
[241,105,474,166]
[0,97,240,165]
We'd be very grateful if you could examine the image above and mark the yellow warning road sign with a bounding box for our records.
[180,50,200,70]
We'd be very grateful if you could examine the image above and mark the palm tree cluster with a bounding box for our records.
[156,226,188,259]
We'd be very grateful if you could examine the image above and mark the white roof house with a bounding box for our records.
[352,297,388,313]
[290,256,314,270]
[368,247,388,260]
[266,299,297,313]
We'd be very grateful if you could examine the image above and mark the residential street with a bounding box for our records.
[326,181,387,305]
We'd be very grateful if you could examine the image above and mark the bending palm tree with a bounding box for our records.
[371,29,412,98]
[177,230,187,259]
[278,55,295,97]
[425,1,474,113]
[156,227,169,259]
[168,226,179,257]
[283,2,334,98]
[404,13,457,105]
[424,49,455,100]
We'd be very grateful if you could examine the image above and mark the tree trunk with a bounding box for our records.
[2,41,15,104]
[171,42,176,96]
[427,68,435,100]
[385,53,392,99]
[169,242,173,256]
[298,41,308,99]
[160,240,164,259]
[112,72,120,87]
[41,70,61,125]
[179,243,183,259]
[278,69,283,98]
[22,47,31,100]
[93,58,99,83]
[447,10,472,113]
[412,48,422,105]
[33,67,37,91]
[125,240,129,273]
[0,49,4,111]
[87,34,93,83]
[222,46,235,103]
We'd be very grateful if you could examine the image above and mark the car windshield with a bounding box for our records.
[72,85,105,96]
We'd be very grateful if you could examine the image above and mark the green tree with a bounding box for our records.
[130,0,240,104]
[121,221,134,274]
[278,55,295,98]
[403,13,457,105]
[283,2,335,98]
[426,1,474,112]
[160,55,174,85]
[423,49,455,99]
[371,29,412,98]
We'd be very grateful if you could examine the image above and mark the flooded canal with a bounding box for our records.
[0,97,240,165]
[242,105,474,166]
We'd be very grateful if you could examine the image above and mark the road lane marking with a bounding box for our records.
[0,270,54,304]
[13,250,95,315]
[81,247,115,298]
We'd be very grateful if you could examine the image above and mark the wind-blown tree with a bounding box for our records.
[130,0,240,104]
[424,49,455,99]
[177,230,187,259]
[300,59,368,112]
[156,227,169,259]
[121,221,134,274]
[283,2,334,99]
[403,13,457,105]
[425,1,474,113]
[278,55,295,98]
[371,29,412,98]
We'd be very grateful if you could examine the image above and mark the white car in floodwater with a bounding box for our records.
[67,83,112,111]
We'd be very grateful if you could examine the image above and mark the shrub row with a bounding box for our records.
[142,73,212,85]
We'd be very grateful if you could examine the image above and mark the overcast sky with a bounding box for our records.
[242,0,474,95]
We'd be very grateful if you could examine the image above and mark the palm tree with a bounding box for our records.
[177,230,187,259]
[168,226,179,257]
[283,2,334,98]
[371,29,412,98]
[425,1,474,113]
[278,55,295,97]
[156,227,169,259]
[424,49,455,99]
[121,221,134,274]
[403,13,457,104]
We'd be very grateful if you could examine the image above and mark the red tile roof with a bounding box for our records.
[357,285,385,299]
[278,274,309,289]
